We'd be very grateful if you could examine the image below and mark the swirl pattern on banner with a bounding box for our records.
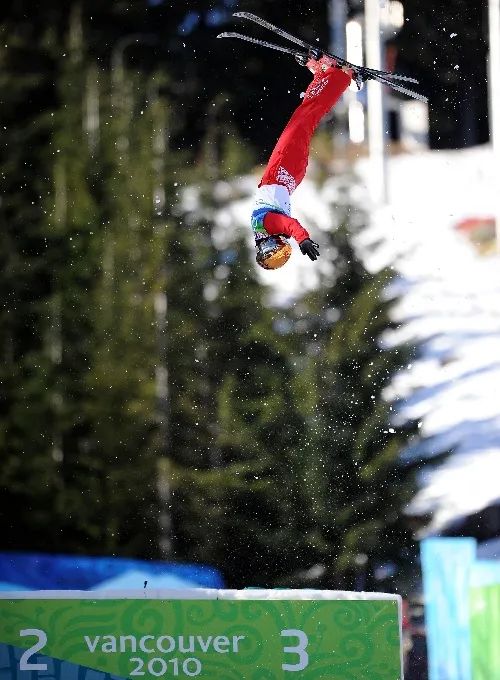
[0,597,401,679]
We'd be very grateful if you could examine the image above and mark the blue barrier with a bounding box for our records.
[0,552,224,590]
[421,538,476,680]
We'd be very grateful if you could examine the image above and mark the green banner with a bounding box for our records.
[0,594,402,679]
[470,583,500,680]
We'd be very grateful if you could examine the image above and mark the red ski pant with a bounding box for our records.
[259,68,351,193]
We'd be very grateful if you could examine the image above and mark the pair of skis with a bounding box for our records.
[218,12,427,103]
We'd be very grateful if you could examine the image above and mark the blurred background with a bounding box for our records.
[1,1,500,678]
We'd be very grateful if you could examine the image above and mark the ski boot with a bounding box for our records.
[308,53,338,75]
[351,67,370,90]
[295,50,324,74]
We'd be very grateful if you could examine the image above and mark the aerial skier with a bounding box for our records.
[219,12,425,270]
[252,55,353,270]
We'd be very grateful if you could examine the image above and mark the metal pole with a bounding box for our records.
[328,0,350,150]
[329,0,347,57]
[488,0,500,250]
[364,0,388,206]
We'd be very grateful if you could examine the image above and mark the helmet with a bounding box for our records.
[256,236,292,270]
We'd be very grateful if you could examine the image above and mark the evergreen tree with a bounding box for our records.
[0,0,63,550]
[166,232,310,587]
[159,195,221,560]
[295,219,418,591]
[50,14,177,556]
[1,3,173,557]
[159,139,312,584]
[2,0,421,586]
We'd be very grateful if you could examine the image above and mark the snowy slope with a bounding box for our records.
[214,144,500,535]
[356,145,500,534]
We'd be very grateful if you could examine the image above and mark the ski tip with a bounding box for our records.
[233,11,257,19]
[217,31,246,40]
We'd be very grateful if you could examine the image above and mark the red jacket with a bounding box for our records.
[263,211,310,244]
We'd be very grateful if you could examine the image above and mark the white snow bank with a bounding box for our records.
[355,145,500,534]
[0,588,400,601]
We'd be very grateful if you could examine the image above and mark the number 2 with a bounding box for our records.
[19,629,48,671]
[281,629,309,672]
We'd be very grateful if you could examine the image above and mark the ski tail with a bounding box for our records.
[371,74,428,102]
[233,12,312,51]
[359,70,419,84]
[217,32,306,59]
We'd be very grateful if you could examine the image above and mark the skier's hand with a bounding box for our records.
[299,238,320,261]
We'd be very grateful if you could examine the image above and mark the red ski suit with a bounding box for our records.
[256,66,351,243]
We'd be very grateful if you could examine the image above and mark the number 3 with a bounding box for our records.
[281,629,309,672]
[19,629,48,671]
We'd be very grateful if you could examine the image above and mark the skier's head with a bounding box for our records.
[255,236,292,270]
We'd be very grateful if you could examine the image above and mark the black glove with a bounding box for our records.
[299,239,320,261]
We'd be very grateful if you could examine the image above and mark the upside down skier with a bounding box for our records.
[252,55,354,270]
